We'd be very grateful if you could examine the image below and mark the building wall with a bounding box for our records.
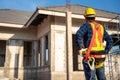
[0,16,51,80]
[0,14,119,80]
[0,25,38,79]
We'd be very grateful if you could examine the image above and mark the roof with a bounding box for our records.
[0,4,119,26]
[38,4,119,18]
[0,9,33,25]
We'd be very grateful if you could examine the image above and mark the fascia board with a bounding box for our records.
[38,9,118,23]
[0,22,24,28]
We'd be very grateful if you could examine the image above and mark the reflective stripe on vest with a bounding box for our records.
[90,22,104,51]
[85,22,105,59]
[91,54,106,58]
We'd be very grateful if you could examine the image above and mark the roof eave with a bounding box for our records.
[25,8,118,27]
[24,8,39,28]
[0,22,24,28]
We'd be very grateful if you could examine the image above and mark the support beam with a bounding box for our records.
[66,11,73,80]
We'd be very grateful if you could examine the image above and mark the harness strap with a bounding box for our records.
[85,22,97,60]
[85,22,104,60]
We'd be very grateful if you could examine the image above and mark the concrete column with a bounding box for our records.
[32,41,38,67]
[38,40,41,67]
[66,11,73,80]
[4,40,11,78]
[4,39,23,79]
[50,16,55,71]
[17,40,24,80]
[18,40,24,68]
[9,40,19,68]
[41,37,45,66]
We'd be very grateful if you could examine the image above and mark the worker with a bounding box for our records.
[75,7,113,80]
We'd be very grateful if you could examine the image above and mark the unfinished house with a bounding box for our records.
[0,5,120,80]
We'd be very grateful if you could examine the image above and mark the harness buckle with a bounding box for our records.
[88,57,95,70]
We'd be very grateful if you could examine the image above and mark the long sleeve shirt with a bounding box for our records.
[75,22,113,54]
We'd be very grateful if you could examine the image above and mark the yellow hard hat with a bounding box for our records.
[84,8,96,17]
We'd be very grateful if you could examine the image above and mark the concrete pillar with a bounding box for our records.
[50,16,55,72]
[38,40,41,67]
[18,40,24,80]
[66,11,73,80]
[18,41,24,68]
[9,40,19,68]
[4,39,23,79]
[41,37,45,66]
[4,40,11,78]
[32,41,38,67]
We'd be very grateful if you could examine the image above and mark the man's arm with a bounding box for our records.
[75,24,88,54]
[104,30,113,54]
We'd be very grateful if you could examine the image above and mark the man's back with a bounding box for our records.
[76,21,113,54]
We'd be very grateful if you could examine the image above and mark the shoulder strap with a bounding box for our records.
[85,22,102,60]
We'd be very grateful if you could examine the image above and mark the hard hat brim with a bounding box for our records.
[85,14,95,17]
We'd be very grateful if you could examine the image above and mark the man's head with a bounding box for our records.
[84,8,96,21]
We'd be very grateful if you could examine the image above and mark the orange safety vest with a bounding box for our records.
[85,22,106,60]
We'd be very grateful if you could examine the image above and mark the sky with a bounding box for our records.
[0,0,120,14]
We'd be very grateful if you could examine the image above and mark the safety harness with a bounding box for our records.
[85,22,106,69]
